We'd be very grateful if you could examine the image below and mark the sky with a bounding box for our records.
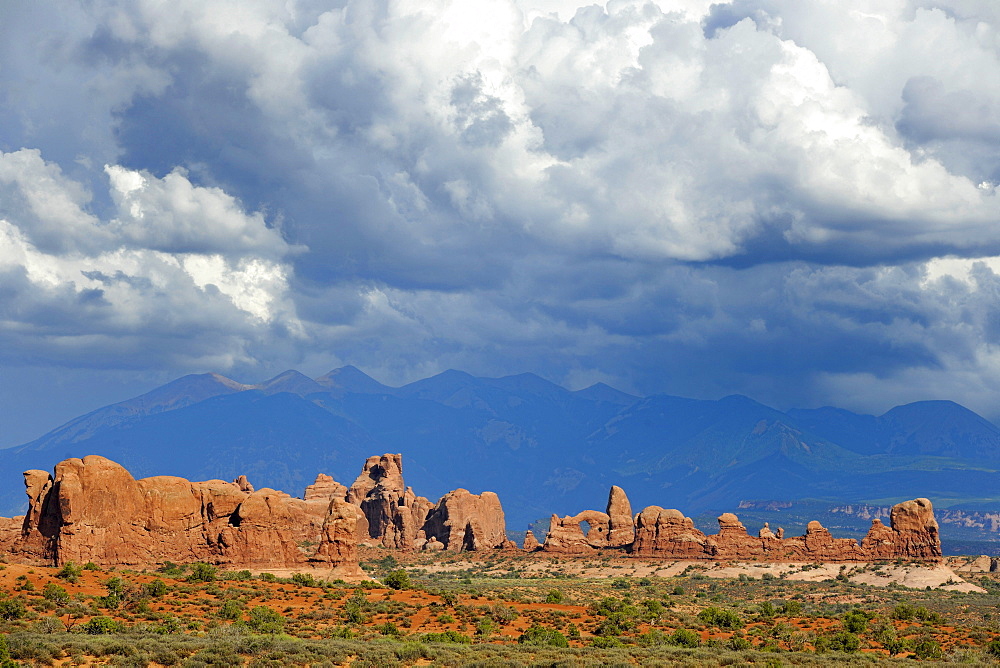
[3,0,1000,446]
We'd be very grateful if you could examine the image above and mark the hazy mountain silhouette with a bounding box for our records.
[1,369,998,534]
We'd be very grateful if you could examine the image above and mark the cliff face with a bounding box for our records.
[0,455,942,568]
[421,489,513,551]
[547,490,942,562]
[0,452,512,568]
[3,456,360,574]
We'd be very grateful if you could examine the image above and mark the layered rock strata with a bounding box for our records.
[547,490,942,562]
[305,454,508,553]
[542,485,637,553]
[0,455,941,566]
[345,454,434,550]
[2,456,361,573]
[421,489,513,551]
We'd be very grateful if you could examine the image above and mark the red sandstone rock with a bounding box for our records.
[233,475,254,493]
[607,485,634,547]
[541,486,637,553]
[346,454,432,549]
[303,474,347,501]
[8,455,359,574]
[542,510,614,553]
[631,499,939,562]
[887,497,941,559]
[4,453,939,567]
[421,488,508,551]
[0,515,23,553]
[632,507,710,558]
[522,530,540,551]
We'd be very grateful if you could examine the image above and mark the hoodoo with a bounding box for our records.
[0,455,942,569]
[548,488,942,562]
[0,453,512,570]
[3,456,360,574]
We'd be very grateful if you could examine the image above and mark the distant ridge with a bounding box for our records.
[1,367,998,555]
[315,366,394,396]
[572,382,639,406]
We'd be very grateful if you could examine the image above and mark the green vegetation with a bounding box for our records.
[0,554,997,665]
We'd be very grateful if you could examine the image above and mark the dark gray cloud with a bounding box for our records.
[4,0,1000,444]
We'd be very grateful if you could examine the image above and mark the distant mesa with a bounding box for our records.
[0,452,943,574]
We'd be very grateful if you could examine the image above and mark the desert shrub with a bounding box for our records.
[842,608,872,633]
[0,634,12,667]
[187,562,217,583]
[154,616,182,634]
[246,606,284,634]
[780,600,802,616]
[0,598,26,620]
[421,630,471,644]
[145,579,168,598]
[637,629,668,647]
[697,606,743,629]
[473,617,497,637]
[157,561,187,577]
[912,638,944,660]
[83,616,125,634]
[392,641,429,662]
[590,636,624,648]
[545,589,564,603]
[42,584,69,605]
[667,628,701,648]
[382,570,411,590]
[891,603,915,620]
[56,561,83,582]
[757,600,776,620]
[642,598,665,618]
[99,576,130,609]
[342,591,369,624]
[291,572,318,587]
[218,599,245,621]
[483,603,518,624]
[518,625,568,647]
[822,630,860,653]
[986,638,1000,658]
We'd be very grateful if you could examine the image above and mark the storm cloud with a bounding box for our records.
[2,0,1000,443]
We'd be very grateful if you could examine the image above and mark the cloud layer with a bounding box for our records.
[3,0,1000,440]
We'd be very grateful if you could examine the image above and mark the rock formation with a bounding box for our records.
[548,487,942,562]
[522,530,540,551]
[0,456,940,567]
[249,453,511,554]
[542,486,636,553]
[421,489,511,551]
[303,474,348,502]
[233,475,254,493]
[345,454,433,550]
[2,456,360,574]
[0,515,22,550]
[607,485,634,546]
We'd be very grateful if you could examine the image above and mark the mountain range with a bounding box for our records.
[2,367,998,551]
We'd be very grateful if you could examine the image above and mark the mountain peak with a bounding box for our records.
[314,366,392,395]
[258,370,325,396]
[572,382,639,406]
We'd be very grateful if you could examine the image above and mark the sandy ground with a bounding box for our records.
[403,552,985,592]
